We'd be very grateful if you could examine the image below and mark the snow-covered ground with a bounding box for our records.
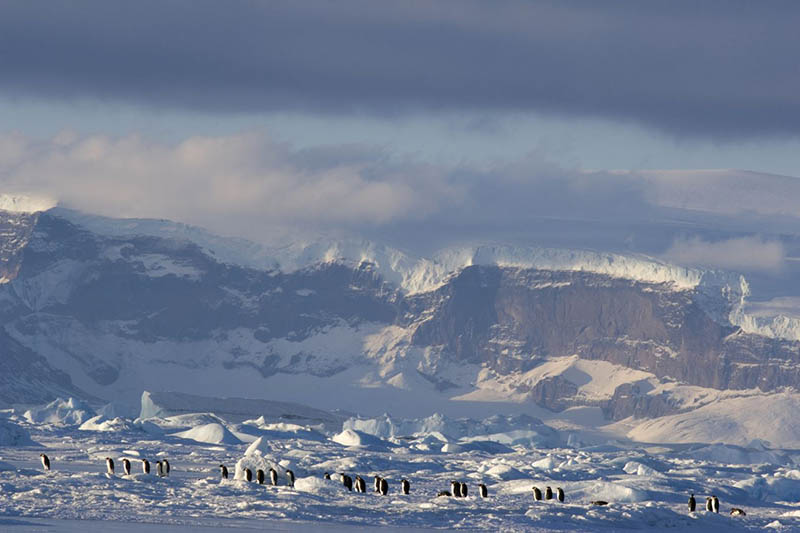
[3,402,800,532]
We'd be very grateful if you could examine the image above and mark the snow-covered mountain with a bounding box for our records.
[2,206,800,446]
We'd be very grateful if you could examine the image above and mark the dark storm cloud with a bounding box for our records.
[1,1,799,137]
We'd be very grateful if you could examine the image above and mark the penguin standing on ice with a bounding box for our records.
[545,486,553,500]
[401,479,410,495]
[156,461,164,477]
[162,459,170,477]
[244,468,253,482]
[270,468,278,486]
[451,480,462,498]
[142,459,150,474]
[40,453,50,472]
[374,475,382,493]
[532,486,542,501]
[220,465,228,479]
[256,469,265,485]
[122,458,131,476]
[460,482,468,498]
[712,495,719,513]
[479,483,488,498]
[355,475,366,493]
[106,457,115,475]
[705,497,713,512]
[379,477,388,496]
[557,487,565,503]
[688,493,696,512]
[286,469,295,488]
[341,473,353,491]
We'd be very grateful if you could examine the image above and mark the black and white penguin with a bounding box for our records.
[688,493,696,512]
[712,495,719,513]
[122,458,131,476]
[374,475,382,493]
[270,467,278,486]
[591,500,609,506]
[156,461,164,477]
[142,459,150,474]
[162,459,170,477]
[106,457,115,475]
[532,486,542,501]
[244,467,253,482]
[256,469,265,485]
[286,469,295,488]
[40,453,50,471]
[401,479,410,495]
[355,475,366,493]
[557,487,565,503]
[705,497,713,512]
[379,477,388,496]
[479,483,488,498]
[341,473,353,491]
[323,472,331,480]
[460,482,468,498]
[437,490,452,497]
[220,464,228,479]
[451,480,462,498]
[730,507,746,516]
[545,486,553,500]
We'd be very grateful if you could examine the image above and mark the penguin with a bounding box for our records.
[220,464,228,479]
[106,457,115,475]
[355,475,366,493]
[40,453,50,472]
[479,483,488,498]
[591,500,609,506]
[162,459,170,477]
[437,490,452,497]
[341,473,353,491]
[286,469,295,488]
[156,461,164,477]
[545,486,553,500]
[712,495,719,514]
[323,472,331,480]
[705,497,713,512]
[270,468,278,486]
[730,507,746,516]
[142,459,150,474]
[256,469,265,485]
[401,479,410,495]
[379,477,388,496]
[122,458,131,476]
[460,482,468,498]
[688,493,696,513]
[557,487,565,503]
[244,468,252,482]
[374,475,382,493]
[451,480,462,498]
[533,486,542,501]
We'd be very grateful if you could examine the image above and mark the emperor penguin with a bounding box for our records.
[557,487,565,503]
[374,475,382,493]
[162,459,170,477]
[479,483,488,498]
[244,467,253,482]
[533,486,542,501]
[705,497,713,512]
[324,472,331,480]
[341,473,353,491]
[286,469,295,488]
[106,457,115,475]
[730,507,746,516]
[220,464,228,479]
[460,482,468,498]
[156,460,164,477]
[40,453,50,472]
[122,458,131,476]
[270,468,278,486]
[379,477,388,496]
[355,475,366,493]
[712,495,719,513]
[256,469,265,485]
[142,459,150,474]
[451,480,462,498]
[688,493,696,512]
[545,486,553,500]
[401,479,410,495]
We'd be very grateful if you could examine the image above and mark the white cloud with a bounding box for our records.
[663,236,785,273]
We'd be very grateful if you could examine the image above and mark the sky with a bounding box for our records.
[2,1,800,287]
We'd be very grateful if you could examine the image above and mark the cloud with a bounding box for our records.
[663,236,785,273]
[1,1,799,138]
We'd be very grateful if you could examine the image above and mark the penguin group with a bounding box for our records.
[91,456,167,477]
[532,485,565,503]
[322,472,402,496]
[219,464,295,486]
